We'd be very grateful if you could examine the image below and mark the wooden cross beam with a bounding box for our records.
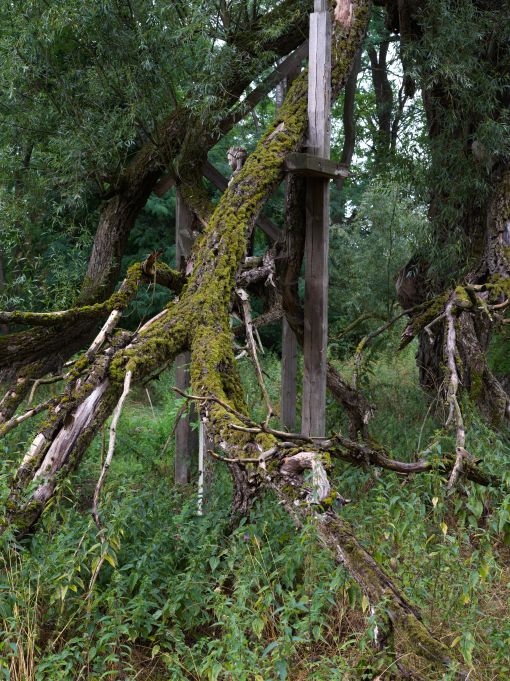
[283,152,349,182]
[301,0,332,437]
[155,162,281,243]
[203,162,281,242]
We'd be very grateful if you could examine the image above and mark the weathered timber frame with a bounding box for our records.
[301,0,332,437]
[174,191,198,484]
[3,1,501,673]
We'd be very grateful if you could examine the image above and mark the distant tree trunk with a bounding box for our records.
[367,31,393,162]
[390,0,510,423]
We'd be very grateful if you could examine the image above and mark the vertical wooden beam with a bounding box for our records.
[301,0,331,437]
[281,317,298,430]
[174,191,197,484]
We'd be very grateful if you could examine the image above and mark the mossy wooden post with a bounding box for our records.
[302,0,331,437]
[174,190,197,484]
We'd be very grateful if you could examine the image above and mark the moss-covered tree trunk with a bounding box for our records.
[0,0,312,423]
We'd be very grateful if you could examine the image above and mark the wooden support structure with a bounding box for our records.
[281,318,298,430]
[277,59,303,433]
[301,0,331,437]
[174,191,198,483]
[155,162,281,243]
[283,152,348,181]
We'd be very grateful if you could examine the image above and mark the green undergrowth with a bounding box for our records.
[1,348,510,680]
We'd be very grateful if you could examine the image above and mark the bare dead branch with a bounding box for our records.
[92,370,133,535]
[171,386,256,427]
[28,374,63,405]
[87,310,123,359]
[237,288,275,420]
[0,397,55,439]
[443,298,470,490]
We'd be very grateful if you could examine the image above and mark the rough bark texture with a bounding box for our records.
[384,0,510,423]
[3,0,370,531]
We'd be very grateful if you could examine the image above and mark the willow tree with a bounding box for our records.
[0,0,509,677]
[390,0,510,425]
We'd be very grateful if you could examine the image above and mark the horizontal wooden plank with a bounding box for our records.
[283,152,348,180]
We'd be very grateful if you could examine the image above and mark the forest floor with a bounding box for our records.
[1,337,510,680]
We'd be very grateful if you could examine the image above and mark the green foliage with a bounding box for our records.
[411,0,510,282]
[2,353,510,679]
[328,177,428,360]
[1,2,510,679]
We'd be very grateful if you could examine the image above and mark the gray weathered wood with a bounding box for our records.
[307,11,331,157]
[283,152,348,179]
[281,317,298,430]
[174,351,195,484]
[277,63,301,433]
[175,189,195,269]
[301,6,331,437]
[175,191,198,483]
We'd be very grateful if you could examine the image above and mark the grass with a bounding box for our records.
[0,344,509,679]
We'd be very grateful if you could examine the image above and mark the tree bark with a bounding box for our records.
[385,0,510,422]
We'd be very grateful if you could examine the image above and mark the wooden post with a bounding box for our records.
[301,0,331,437]
[281,318,298,430]
[174,191,197,484]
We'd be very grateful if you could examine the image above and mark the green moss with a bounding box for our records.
[107,262,143,310]
[454,286,472,308]
[487,273,510,302]
[400,293,449,349]
[469,369,483,401]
